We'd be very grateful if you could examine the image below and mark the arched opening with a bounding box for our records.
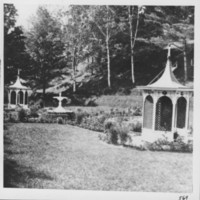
[11,91,16,104]
[143,95,153,129]
[155,96,173,131]
[19,91,23,104]
[176,97,187,128]
[25,91,28,105]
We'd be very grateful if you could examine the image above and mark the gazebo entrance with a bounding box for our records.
[155,96,172,132]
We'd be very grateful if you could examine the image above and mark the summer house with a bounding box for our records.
[138,44,193,142]
[8,70,31,109]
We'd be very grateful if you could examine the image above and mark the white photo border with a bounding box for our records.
[1,0,199,199]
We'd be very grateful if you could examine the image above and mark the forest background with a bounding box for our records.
[4,4,194,106]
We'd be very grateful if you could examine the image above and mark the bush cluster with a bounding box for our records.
[146,137,193,153]
[124,136,193,153]
[4,107,28,123]
[74,112,108,132]
[128,122,142,133]
[102,120,130,145]
[4,111,19,122]
[75,110,88,125]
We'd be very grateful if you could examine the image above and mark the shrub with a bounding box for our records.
[171,137,193,152]
[105,123,129,145]
[57,117,64,124]
[26,102,41,119]
[117,124,129,144]
[28,109,39,118]
[67,112,76,121]
[4,111,10,122]
[133,122,142,132]
[107,125,119,145]
[10,112,19,122]
[128,121,142,133]
[104,120,116,131]
[75,111,87,125]
[78,114,105,132]
[133,107,142,116]
[18,108,27,122]
[39,112,48,123]
[97,114,107,124]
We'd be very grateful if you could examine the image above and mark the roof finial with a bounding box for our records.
[17,69,21,77]
[167,44,171,59]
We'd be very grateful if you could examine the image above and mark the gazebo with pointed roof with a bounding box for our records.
[138,44,193,142]
[8,69,32,109]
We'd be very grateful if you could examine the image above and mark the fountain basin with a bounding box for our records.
[47,107,73,114]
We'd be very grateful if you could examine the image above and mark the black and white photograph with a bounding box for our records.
[1,0,200,199]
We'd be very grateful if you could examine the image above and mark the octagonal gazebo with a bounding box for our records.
[8,70,32,109]
[138,45,193,142]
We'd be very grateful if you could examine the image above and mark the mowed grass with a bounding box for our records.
[4,123,192,192]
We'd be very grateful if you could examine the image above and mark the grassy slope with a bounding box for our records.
[4,123,192,192]
[95,94,142,108]
[65,94,143,113]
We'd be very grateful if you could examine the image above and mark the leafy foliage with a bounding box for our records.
[25,6,66,104]
[4,5,194,100]
[4,4,30,84]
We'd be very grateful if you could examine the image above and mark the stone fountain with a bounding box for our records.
[48,92,73,115]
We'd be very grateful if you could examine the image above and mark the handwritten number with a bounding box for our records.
[179,196,188,200]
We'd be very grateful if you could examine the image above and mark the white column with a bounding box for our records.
[141,93,146,129]
[174,102,177,129]
[15,90,18,105]
[8,90,10,106]
[152,94,158,131]
[26,91,29,105]
[23,90,25,105]
[185,95,190,131]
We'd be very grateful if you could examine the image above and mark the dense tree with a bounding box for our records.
[148,6,194,83]
[4,4,29,84]
[54,5,194,94]
[59,5,92,92]
[25,6,65,106]
[88,5,121,88]
[22,5,194,99]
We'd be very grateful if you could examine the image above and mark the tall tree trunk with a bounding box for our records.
[106,5,111,88]
[183,38,188,84]
[106,35,111,88]
[72,47,76,92]
[129,6,135,84]
[129,6,140,85]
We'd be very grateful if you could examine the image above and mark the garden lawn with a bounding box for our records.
[4,123,192,192]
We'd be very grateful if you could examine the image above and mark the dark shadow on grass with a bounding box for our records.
[4,124,54,188]
[4,158,54,188]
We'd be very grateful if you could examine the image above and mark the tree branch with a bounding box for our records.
[93,22,106,38]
